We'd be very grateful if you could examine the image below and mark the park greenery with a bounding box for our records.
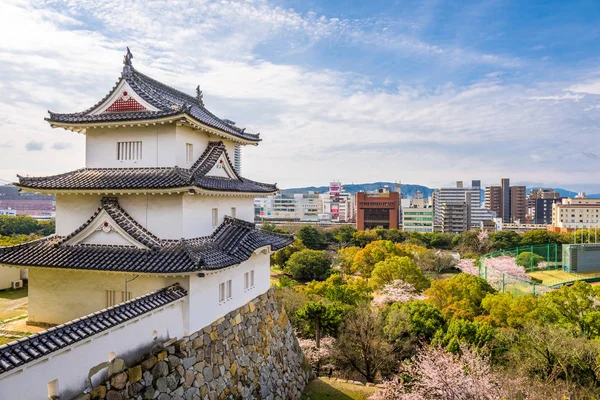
[263,223,600,398]
[0,215,55,246]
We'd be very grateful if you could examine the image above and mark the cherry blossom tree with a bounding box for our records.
[370,344,504,400]
[483,256,531,281]
[372,280,426,306]
[298,336,335,372]
[454,259,479,276]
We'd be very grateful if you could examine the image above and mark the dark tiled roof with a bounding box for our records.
[17,142,278,194]
[46,50,260,143]
[0,284,187,376]
[0,197,293,273]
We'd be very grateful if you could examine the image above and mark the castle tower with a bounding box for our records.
[0,49,292,330]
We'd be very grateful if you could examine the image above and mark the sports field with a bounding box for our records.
[528,269,600,286]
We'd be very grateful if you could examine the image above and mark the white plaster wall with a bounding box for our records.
[0,266,21,290]
[55,194,103,236]
[0,300,186,400]
[187,250,270,333]
[86,125,176,168]
[182,195,254,237]
[119,195,183,239]
[175,125,209,168]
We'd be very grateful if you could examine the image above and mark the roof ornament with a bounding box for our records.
[122,47,134,76]
[196,85,204,107]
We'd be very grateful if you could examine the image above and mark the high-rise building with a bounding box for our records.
[356,186,400,230]
[441,196,471,234]
[485,178,526,223]
[485,186,502,217]
[510,186,527,223]
[433,180,492,231]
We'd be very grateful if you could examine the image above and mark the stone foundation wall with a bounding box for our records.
[76,289,308,400]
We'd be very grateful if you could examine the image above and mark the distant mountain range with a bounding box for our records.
[282,182,434,199]
[527,187,600,198]
[282,182,600,199]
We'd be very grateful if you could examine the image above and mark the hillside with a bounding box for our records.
[282,182,434,199]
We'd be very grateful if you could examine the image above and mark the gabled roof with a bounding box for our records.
[46,48,260,144]
[0,197,293,273]
[16,141,278,194]
[0,284,187,376]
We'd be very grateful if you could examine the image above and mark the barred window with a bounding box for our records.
[117,141,142,160]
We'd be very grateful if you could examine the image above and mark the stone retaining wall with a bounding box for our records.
[75,289,308,400]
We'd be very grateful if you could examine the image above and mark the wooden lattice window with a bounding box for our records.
[117,141,142,161]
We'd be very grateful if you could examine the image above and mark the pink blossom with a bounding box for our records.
[370,344,504,400]
[372,280,426,306]
[483,256,531,281]
[298,337,334,368]
[455,259,479,276]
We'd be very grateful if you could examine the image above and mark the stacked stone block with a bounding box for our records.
[76,289,308,400]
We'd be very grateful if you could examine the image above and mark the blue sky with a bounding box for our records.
[0,0,599,192]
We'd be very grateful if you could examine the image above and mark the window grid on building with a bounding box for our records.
[244,270,256,290]
[231,207,236,218]
[117,141,142,161]
[186,143,193,162]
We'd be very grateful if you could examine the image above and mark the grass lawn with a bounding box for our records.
[0,336,18,346]
[0,286,28,321]
[302,378,378,400]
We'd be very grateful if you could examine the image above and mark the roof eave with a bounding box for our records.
[14,185,278,196]
[45,114,261,145]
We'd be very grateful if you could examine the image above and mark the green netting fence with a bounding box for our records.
[478,244,562,296]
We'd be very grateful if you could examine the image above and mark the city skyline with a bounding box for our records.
[1,0,599,192]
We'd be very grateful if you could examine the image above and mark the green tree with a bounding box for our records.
[428,232,453,249]
[539,281,600,339]
[296,301,344,348]
[285,249,332,281]
[433,319,496,353]
[275,286,309,331]
[0,215,41,236]
[481,292,539,329]
[515,251,544,268]
[489,230,522,250]
[384,300,445,342]
[337,245,361,275]
[370,256,430,290]
[271,239,306,267]
[415,249,457,276]
[520,230,565,246]
[259,221,290,234]
[301,274,372,305]
[296,225,325,250]
[329,225,357,246]
[353,240,412,278]
[352,229,381,247]
[425,273,496,321]
[332,305,396,382]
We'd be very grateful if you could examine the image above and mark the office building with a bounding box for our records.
[433,180,492,231]
[402,190,434,233]
[356,186,400,230]
[552,196,600,230]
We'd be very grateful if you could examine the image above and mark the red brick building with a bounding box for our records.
[356,188,400,230]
